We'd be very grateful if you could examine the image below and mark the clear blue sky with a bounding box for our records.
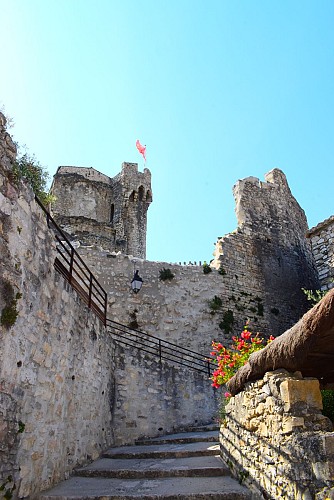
[1,0,333,263]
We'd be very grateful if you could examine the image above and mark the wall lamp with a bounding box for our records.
[131,269,143,294]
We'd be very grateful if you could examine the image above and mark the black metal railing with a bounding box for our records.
[35,196,107,325]
[106,319,215,376]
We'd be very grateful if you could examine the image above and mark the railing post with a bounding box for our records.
[207,360,211,378]
[88,274,93,308]
[159,339,162,363]
[104,292,108,326]
[69,247,74,284]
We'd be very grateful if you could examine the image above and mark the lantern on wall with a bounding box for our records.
[131,269,143,294]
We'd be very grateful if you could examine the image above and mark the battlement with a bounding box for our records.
[55,166,112,185]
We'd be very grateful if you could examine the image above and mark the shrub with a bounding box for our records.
[12,150,55,206]
[302,287,328,306]
[218,266,226,276]
[208,295,223,312]
[219,310,234,334]
[203,262,212,274]
[0,281,21,329]
[159,268,175,281]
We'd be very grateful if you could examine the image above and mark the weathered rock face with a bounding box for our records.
[307,216,334,291]
[50,163,152,259]
[220,370,334,500]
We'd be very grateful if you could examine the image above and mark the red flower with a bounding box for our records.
[241,330,251,340]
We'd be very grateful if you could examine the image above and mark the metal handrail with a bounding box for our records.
[35,196,107,325]
[106,319,215,376]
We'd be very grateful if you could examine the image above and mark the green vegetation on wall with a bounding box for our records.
[159,268,175,281]
[0,280,22,329]
[11,149,55,206]
[219,310,234,334]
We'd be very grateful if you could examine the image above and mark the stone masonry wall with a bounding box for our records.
[307,216,334,291]
[77,249,270,352]
[0,114,116,498]
[220,369,334,500]
[112,343,218,445]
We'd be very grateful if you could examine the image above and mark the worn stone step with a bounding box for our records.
[103,441,220,460]
[75,455,229,479]
[40,475,252,499]
[185,423,219,433]
[136,430,218,446]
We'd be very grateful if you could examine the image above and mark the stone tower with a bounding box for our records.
[50,162,152,258]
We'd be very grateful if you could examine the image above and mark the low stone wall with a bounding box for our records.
[112,343,218,445]
[220,370,334,500]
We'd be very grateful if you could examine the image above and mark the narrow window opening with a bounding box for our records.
[138,186,144,201]
[110,204,115,223]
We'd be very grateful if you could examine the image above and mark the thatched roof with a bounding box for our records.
[227,289,334,396]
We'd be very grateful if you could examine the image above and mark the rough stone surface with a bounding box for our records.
[220,370,334,500]
[307,215,334,291]
[111,343,219,446]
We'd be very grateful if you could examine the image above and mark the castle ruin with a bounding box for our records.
[50,163,152,259]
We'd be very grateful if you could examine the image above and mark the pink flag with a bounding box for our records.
[136,139,146,162]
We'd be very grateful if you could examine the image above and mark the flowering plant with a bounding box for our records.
[210,324,274,394]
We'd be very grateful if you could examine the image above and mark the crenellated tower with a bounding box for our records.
[50,162,152,258]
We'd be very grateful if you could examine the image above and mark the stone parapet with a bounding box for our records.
[220,369,334,499]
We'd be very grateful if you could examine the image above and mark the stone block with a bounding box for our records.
[280,379,323,411]
[313,460,334,481]
[322,434,334,456]
[282,416,305,434]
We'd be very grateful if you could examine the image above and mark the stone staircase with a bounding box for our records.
[40,427,252,499]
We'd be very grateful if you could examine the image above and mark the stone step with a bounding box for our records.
[103,441,220,460]
[39,429,252,500]
[136,430,218,446]
[40,475,251,499]
[75,455,229,479]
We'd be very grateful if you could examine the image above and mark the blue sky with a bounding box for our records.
[1,0,333,263]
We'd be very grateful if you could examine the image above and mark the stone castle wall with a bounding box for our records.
[211,169,319,333]
[0,117,116,497]
[77,169,319,344]
[220,370,334,500]
[307,216,334,291]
